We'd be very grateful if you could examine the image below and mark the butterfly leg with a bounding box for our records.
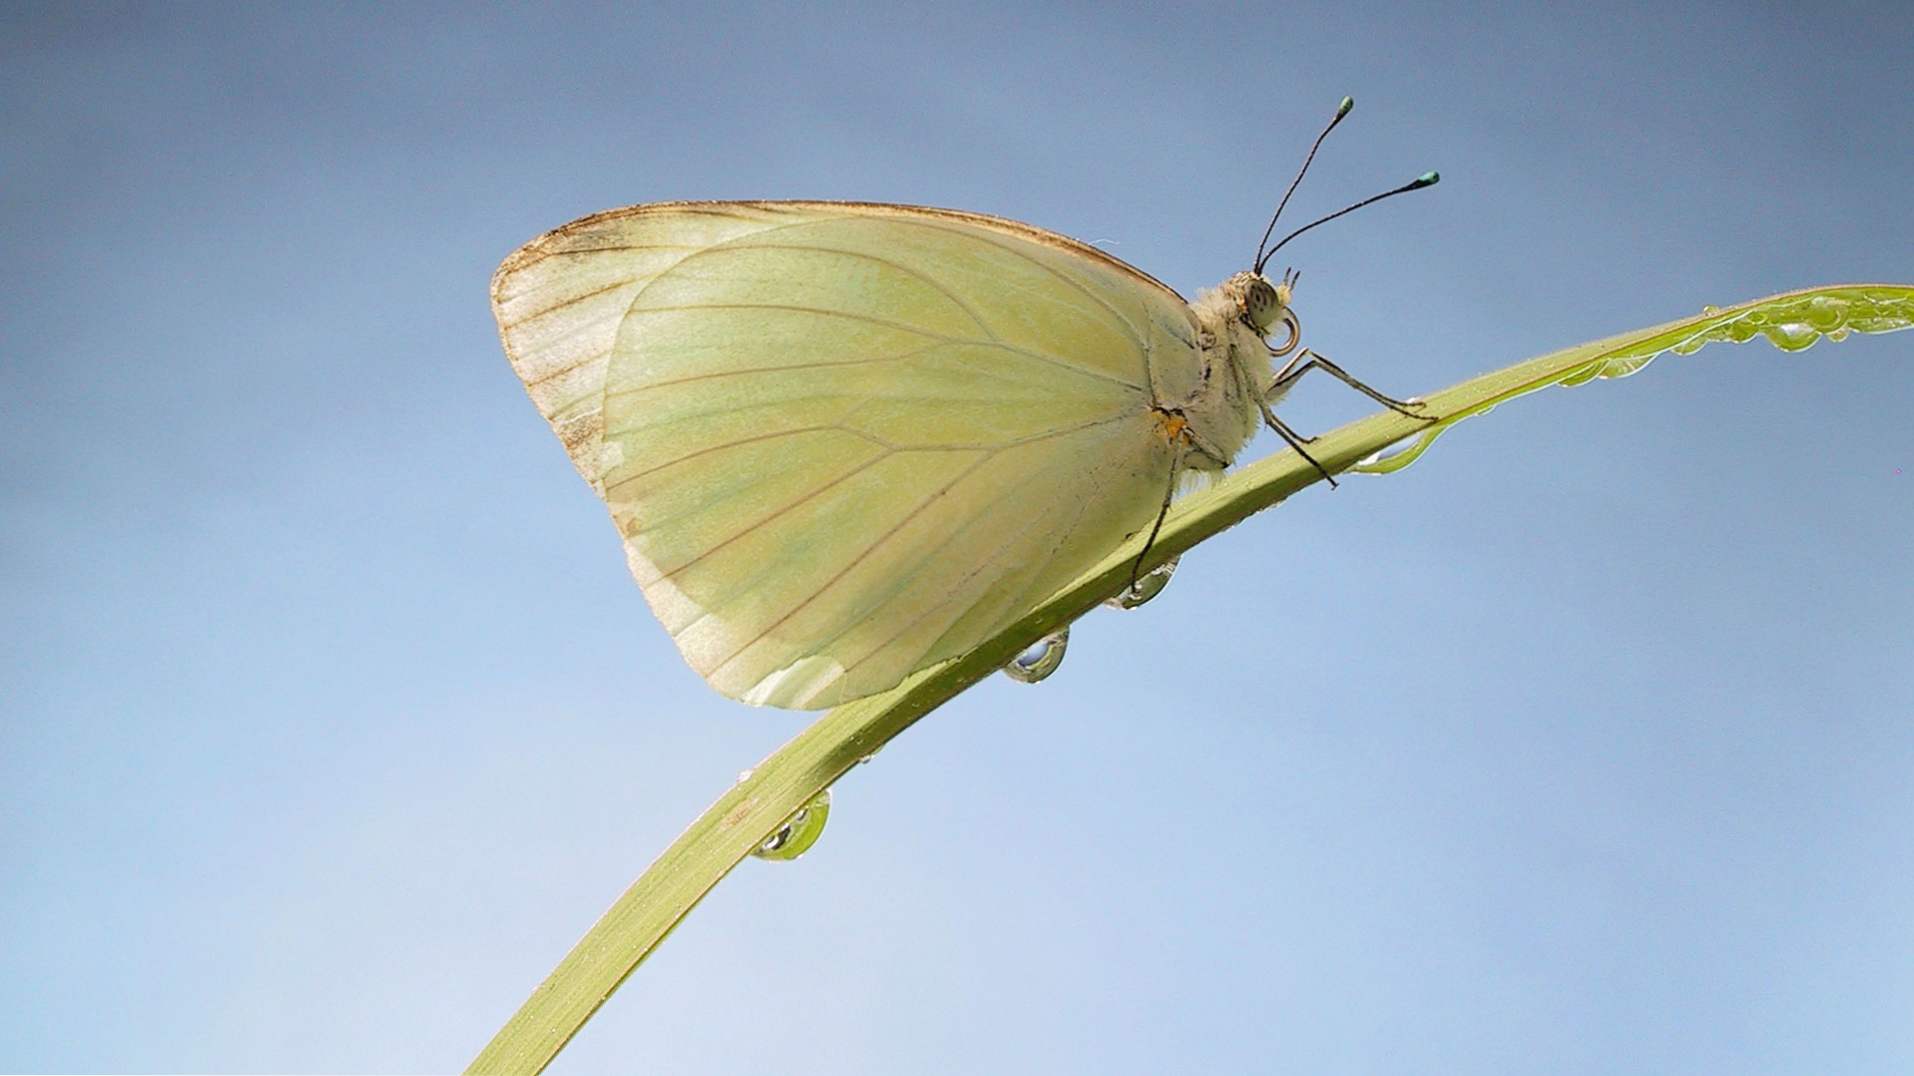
[1129,441,1186,595]
[1256,395,1339,489]
[1270,348,1429,418]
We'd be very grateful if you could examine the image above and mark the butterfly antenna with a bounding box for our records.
[1260,170,1441,268]
[1252,96,1355,273]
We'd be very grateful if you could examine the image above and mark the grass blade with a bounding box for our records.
[469,283,1913,1074]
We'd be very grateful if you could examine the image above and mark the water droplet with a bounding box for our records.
[1356,288,1914,480]
[1763,322,1819,352]
[1105,557,1179,609]
[752,787,831,862]
[1595,353,1658,380]
[736,768,755,783]
[1803,295,1844,330]
[1353,427,1445,474]
[1002,627,1069,684]
[1559,360,1605,386]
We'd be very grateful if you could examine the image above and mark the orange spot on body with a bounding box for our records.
[1153,409,1190,443]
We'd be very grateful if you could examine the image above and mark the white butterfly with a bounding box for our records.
[491,105,1432,708]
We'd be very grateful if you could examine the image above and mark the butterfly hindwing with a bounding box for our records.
[492,202,1200,707]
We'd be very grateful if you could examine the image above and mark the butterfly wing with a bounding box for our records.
[492,201,1200,708]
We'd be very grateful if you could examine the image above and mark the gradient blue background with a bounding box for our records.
[6,3,1912,1072]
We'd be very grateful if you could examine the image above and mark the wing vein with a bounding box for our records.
[603,342,948,398]
[499,243,705,283]
[513,313,630,386]
[827,437,1108,678]
[604,425,887,492]
[892,217,1149,349]
[884,410,1136,451]
[736,242,1000,339]
[704,451,998,675]
[506,280,631,326]
[625,303,1142,390]
[915,435,1130,663]
[657,449,902,582]
[700,419,1137,675]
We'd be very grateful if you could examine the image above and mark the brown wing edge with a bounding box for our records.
[486,199,1189,316]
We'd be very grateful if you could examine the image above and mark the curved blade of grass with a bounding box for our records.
[468,284,1913,1075]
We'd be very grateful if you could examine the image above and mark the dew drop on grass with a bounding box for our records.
[1002,627,1069,683]
[1356,289,1914,476]
[1105,556,1179,610]
[752,788,832,862]
[1762,322,1819,351]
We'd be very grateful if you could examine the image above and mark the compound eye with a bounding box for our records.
[1243,277,1283,333]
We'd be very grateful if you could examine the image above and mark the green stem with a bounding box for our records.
[467,284,1913,1074]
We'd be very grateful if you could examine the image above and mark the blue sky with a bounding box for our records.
[5,2,1912,1072]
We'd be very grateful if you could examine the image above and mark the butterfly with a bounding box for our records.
[490,100,1432,708]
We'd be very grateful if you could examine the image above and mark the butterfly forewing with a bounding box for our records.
[492,202,1199,707]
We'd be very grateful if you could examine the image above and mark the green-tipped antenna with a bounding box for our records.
[1256,170,1439,272]
[1252,96,1355,272]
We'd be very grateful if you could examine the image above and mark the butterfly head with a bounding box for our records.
[1224,269,1300,351]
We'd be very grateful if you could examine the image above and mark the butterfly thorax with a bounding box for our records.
[1171,272,1295,470]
